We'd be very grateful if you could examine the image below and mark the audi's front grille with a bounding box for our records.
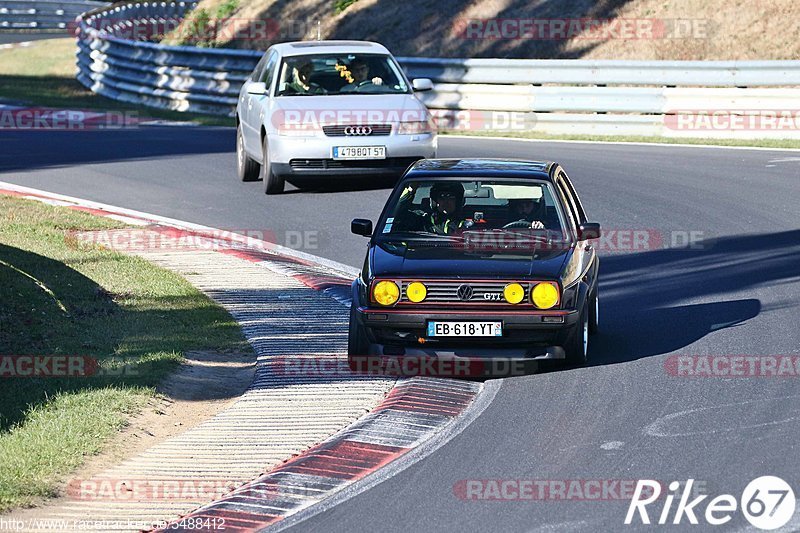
[322,124,392,137]
[400,280,532,305]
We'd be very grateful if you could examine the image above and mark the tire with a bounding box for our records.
[261,135,285,194]
[347,304,369,372]
[588,287,599,335]
[236,124,260,182]
[564,300,589,366]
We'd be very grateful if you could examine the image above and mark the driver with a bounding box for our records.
[424,182,467,235]
[342,58,383,92]
[507,198,547,229]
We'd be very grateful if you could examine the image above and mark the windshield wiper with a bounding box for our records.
[381,231,465,242]
[404,231,463,238]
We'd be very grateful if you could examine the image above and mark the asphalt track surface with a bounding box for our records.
[2,129,799,532]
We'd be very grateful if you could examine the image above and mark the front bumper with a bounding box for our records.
[355,306,580,360]
[269,132,437,177]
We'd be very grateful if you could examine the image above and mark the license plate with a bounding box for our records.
[332,146,386,160]
[427,321,502,337]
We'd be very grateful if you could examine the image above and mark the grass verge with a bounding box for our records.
[0,195,252,512]
[0,37,230,126]
[440,130,800,150]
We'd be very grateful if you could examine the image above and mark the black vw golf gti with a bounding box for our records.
[348,159,601,374]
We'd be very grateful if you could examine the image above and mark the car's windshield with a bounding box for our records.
[275,53,410,96]
[377,179,570,246]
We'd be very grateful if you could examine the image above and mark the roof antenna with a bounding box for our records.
[316,20,321,41]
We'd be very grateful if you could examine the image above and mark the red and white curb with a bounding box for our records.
[0,182,490,531]
[157,378,481,532]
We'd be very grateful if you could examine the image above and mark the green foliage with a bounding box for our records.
[178,7,214,47]
[334,0,359,14]
[215,0,239,19]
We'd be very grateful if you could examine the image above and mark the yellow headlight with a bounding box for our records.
[373,280,400,306]
[503,283,525,304]
[531,282,559,309]
[406,282,427,303]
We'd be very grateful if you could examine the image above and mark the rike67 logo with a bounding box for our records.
[625,477,796,530]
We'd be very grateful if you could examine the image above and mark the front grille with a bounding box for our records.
[322,124,392,137]
[400,280,532,306]
[289,157,420,170]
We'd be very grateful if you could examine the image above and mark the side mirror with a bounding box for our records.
[412,78,434,92]
[351,218,373,237]
[577,222,601,240]
[247,82,267,95]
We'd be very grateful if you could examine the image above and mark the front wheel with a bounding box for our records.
[588,287,599,335]
[262,136,285,194]
[347,304,369,371]
[236,124,260,182]
[564,300,589,366]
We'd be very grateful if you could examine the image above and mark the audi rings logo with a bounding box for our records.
[344,126,373,136]
[457,284,474,301]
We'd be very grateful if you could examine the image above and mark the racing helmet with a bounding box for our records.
[429,181,465,205]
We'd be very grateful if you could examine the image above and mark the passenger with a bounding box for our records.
[285,61,326,94]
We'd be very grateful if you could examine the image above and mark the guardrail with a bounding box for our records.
[1,0,107,29]
[399,58,800,87]
[75,1,800,138]
[77,0,254,115]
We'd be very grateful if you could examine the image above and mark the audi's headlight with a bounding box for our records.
[372,280,400,306]
[503,283,525,305]
[397,121,434,135]
[531,282,559,309]
[406,282,427,303]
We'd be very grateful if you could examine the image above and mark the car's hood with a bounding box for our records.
[271,94,428,125]
[370,241,571,280]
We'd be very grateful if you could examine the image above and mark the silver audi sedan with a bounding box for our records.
[236,40,438,194]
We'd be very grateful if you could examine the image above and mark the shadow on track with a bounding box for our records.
[588,230,800,365]
[285,175,397,194]
[0,128,233,172]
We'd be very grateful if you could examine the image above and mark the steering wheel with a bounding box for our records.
[502,219,533,229]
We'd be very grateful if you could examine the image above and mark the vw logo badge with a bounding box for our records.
[344,126,373,136]
[457,284,473,301]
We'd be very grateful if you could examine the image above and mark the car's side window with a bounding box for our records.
[251,54,268,82]
[261,51,278,88]
[555,178,579,235]
[558,170,587,223]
